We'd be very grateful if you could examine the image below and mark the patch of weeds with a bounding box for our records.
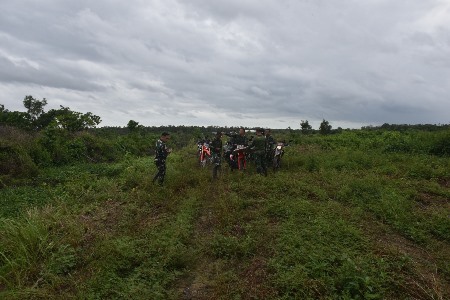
[0,207,79,293]
[426,211,450,241]
[407,162,436,180]
[209,234,255,259]
[81,236,190,299]
[336,176,383,205]
[270,201,389,299]
[81,192,199,299]
[377,163,400,176]
[91,237,143,276]
[120,159,150,191]
[404,155,450,180]
[305,155,320,172]
[45,244,77,276]
[0,186,53,218]
[85,162,124,178]
[337,178,434,244]
[266,199,291,221]
[63,176,122,206]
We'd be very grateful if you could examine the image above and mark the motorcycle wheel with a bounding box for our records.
[201,159,207,168]
[273,156,280,170]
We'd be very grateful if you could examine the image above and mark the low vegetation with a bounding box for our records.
[0,100,449,299]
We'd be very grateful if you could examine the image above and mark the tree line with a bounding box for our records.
[1,96,101,132]
[2,95,448,135]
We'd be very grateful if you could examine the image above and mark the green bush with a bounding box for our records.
[74,132,121,162]
[0,143,38,186]
[0,127,40,185]
[429,131,450,156]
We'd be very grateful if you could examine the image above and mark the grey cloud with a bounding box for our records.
[0,54,105,92]
[0,0,449,128]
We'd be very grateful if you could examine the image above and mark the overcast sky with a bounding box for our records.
[1,0,449,129]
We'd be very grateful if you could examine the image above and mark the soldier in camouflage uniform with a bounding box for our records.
[152,132,172,186]
[250,128,267,176]
[210,131,223,179]
[264,128,276,166]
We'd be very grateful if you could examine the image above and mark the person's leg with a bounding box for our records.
[158,163,166,186]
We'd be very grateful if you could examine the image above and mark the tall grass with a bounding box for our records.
[0,206,79,299]
[1,129,449,299]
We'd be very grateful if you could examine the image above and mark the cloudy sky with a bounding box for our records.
[1,0,449,129]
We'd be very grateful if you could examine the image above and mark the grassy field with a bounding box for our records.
[1,132,449,299]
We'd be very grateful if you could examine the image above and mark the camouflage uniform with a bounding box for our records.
[251,134,267,176]
[210,135,223,179]
[152,138,170,186]
[265,134,276,165]
[233,134,248,147]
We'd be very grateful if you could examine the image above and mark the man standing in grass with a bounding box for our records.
[152,132,172,186]
[250,128,267,176]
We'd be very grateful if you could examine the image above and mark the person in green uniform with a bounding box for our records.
[250,128,267,176]
[264,128,276,166]
[152,132,172,186]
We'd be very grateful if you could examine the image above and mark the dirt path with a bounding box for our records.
[175,179,278,299]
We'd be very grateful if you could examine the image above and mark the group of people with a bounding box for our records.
[153,128,281,186]
[221,127,277,177]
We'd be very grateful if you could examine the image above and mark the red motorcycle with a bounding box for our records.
[233,144,247,170]
[198,141,211,168]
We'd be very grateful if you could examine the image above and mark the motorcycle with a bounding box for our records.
[273,142,286,170]
[223,143,248,171]
[223,142,237,170]
[198,141,211,168]
[233,144,247,170]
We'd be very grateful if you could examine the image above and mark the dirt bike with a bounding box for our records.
[223,143,247,171]
[273,142,286,170]
[198,141,211,168]
[233,144,247,170]
[223,142,237,170]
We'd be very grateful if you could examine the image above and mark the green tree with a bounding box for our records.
[23,95,47,128]
[127,120,139,131]
[319,119,332,135]
[0,104,7,124]
[38,106,101,132]
[0,108,30,129]
[300,120,312,134]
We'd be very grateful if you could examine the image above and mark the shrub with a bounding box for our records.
[72,132,121,162]
[429,132,450,156]
[0,143,38,185]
